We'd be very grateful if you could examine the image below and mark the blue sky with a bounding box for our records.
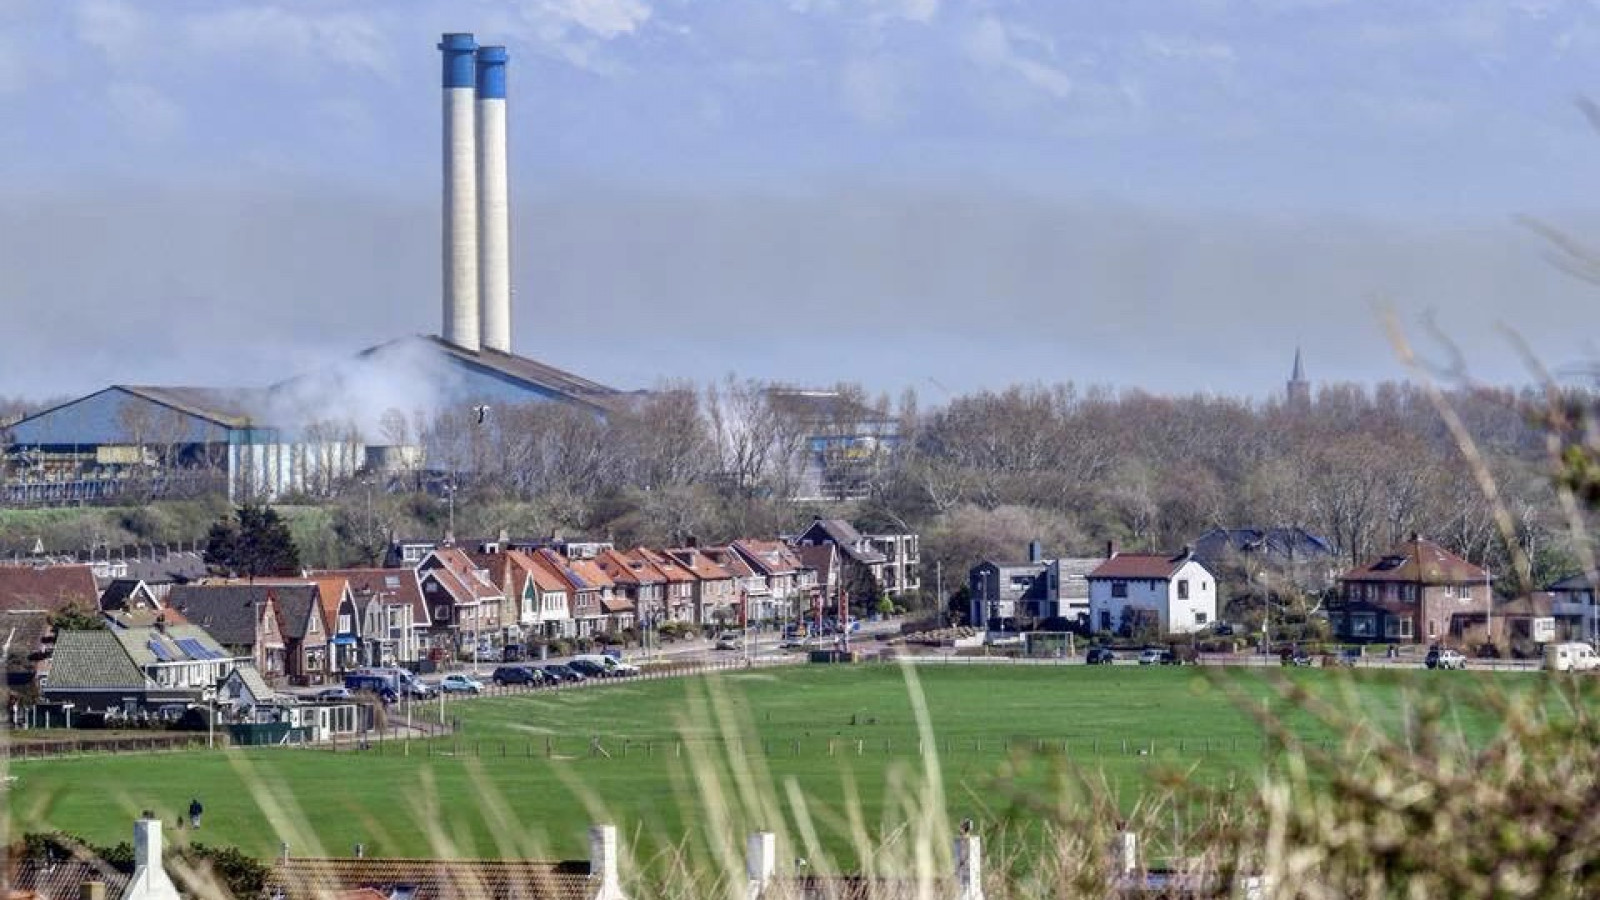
[5,0,1600,400]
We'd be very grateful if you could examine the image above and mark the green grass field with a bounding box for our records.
[5,664,1567,866]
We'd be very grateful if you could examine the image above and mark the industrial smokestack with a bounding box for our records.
[439,33,480,352]
[475,45,511,354]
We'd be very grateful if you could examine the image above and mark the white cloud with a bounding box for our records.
[965,16,1073,99]
[74,0,146,67]
[1141,33,1235,64]
[180,7,393,78]
[532,0,652,39]
[788,0,938,24]
[106,81,182,142]
[840,57,906,125]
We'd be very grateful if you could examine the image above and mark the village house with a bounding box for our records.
[646,547,710,624]
[733,540,810,625]
[165,584,288,680]
[468,549,542,645]
[701,545,766,626]
[1546,572,1597,644]
[1330,534,1490,647]
[523,550,574,639]
[416,547,504,658]
[0,563,101,682]
[794,518,887,593]
[254,577,362,675]
[42,621,234,716]
[312,568,426,666]
[1087,546,1217,636]
[595,548,666,629]
[568,555,629,633]
[535,548,606,637]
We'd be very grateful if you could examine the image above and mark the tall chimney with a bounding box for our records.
[954,831,984,900]
[588,824,628,900]
[439,33,480,352]
[745,831,776,900]
[475,45,512,354]
[119,814,180,900]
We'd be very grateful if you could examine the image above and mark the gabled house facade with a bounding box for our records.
[646,547,710,624]
[267,584,330,685]
[536,548,605,637]
[417,547,504,656]
[523,550,574,639]
[1087,549,1217,636]
[865,531,921,598]
[1332,535,1490,646]
[1547,572,1597,644]
[701,546,766,627]
[733,540,806,624]
[595,549,665,628]
[166,584,288,679]
[315,568,425,666]
[793,519,888,599]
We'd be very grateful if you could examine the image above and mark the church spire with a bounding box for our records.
[1286,347,1310,410]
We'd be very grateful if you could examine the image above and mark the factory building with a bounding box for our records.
[1,34,619,504]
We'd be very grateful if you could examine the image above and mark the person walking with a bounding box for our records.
[188,798,203,829]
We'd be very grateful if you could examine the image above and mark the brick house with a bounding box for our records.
[1332,534,1491,646]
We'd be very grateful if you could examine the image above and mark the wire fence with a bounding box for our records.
[1,732,219,760]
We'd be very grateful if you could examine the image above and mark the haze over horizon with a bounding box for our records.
[6,0,1600,403]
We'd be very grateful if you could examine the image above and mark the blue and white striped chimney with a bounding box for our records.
[475,45,511,354]
[439,33,480,352]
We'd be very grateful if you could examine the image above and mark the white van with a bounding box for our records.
[571,654,640,677]
[1544,642,1600,672]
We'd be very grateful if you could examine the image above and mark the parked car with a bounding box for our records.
[1280,645,1313,666]
[569,658,610,679]
[542,664,583,683]
[1214,622,1236,636]
[574,654,639,677]
[1425,647,1467,670]
[315,687,354,701]
[492,665,542,686]
[439,674,484,694]
[502,644,527,663]
[715,631,743,651]
[1157,649,1186,665]
[1137,648,1164,666]
[1085,646,1117,665]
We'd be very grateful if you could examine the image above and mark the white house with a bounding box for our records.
[1087,548,1217,636]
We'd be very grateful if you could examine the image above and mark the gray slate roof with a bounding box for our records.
[166,585,271,646]
[46,630,144,689]
[269,585,319,639]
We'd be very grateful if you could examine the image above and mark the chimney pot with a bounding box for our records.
[746,832,777,899]
[588,825,627,900]
[1106,540,1118,559]
[954,831,984,900]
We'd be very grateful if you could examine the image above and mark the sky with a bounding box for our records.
[5,0,1600,402]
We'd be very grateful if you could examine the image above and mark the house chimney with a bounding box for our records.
[745,831,776,900]
[119,814,180,900]
[1106,540,1118,559]
[80,881,106,900]
[588,825,627,900]
[354,843,365,859]
[954,828,983,900]
[1028,540,1042,564]
[1111,824,1138,877]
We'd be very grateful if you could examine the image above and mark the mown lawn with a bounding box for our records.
[5,663,1568,865]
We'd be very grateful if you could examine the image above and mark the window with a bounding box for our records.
[1443,584,1457,599]
[1099,610,1112,630]
[1195,611,1208,624]
[338,614,351,633]
[1428,620,1437,638]
[1112,581,1128,598]
[435,605,450,620]
[1177,580,1190,600]
[1400,618,1413,638]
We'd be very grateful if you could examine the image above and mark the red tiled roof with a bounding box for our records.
[0,564,99,613]
[314,568,429,627]
[522,551,573,594]
[702,546,755,579]
[565,557,614,591]
[425,548,503,601]
[269,857,594,900]
[634,548,694,583]
[1341,536,1488,585]
[593,548,663,587]
[733,540,801,576]
[666,548,732,581]
[1088,553,1192,580]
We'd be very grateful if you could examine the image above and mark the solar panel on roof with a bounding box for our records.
[175,637,218,660]
[147,639,172,662]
